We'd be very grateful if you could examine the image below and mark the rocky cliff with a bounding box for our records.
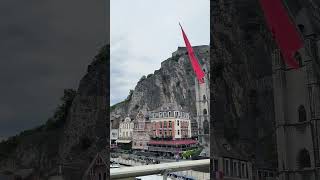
[0,46,108,179]
[110,46,210,127]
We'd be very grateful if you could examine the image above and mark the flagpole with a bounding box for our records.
[281,0,304,41]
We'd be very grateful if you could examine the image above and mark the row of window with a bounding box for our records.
[153,121,173,128]
[160,130,172,135]
[133,142,145,146]
[155,129,188,136]
[120,131,132,137]
[151,111,190,119]
[134,124,145,129]
[151,120,190,128]
[213,159,248,178]
[120,123,134,129]
[256,170,275,179]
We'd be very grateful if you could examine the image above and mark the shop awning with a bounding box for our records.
[116,140,132,143]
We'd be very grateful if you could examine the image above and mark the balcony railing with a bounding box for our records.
[148,146,190,152]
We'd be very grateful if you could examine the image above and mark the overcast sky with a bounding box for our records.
[0,0,107,140]
[110,0,210,105]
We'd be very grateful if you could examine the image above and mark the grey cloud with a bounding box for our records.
[110,0,209,105]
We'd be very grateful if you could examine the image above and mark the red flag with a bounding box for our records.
[260,0,303,69]
[179,23,205,83]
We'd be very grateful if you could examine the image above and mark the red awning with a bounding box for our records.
[148,139,197,145]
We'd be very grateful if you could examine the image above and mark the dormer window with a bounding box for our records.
[168,111,171,117]
[159,112,162,118]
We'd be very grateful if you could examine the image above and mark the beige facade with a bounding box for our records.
[132,111,151,151]
[118,117,134,140]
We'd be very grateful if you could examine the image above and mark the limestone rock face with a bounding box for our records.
[59,47,108,161]
[211,0,277,168]
[0,46,109,179]
[110,46,210,125]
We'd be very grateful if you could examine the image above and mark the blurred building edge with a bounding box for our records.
[132,111,151,151]
[185,45,256,179]
[271,1,320,180]
[82,149,108,180]
[48,175,64,180]
[0,168,39,180]
[110,128,118,149]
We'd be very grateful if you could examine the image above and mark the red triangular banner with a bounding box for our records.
[260,0,303,69]
[180,23,205,83]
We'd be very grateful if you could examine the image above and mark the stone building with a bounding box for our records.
[194,57,210,156]
[147,104,197,156]
[176,42,255,178]
[190,118,199,139]
[271,3,320,179]
[172,45,210,152]
[110,129,118,149]
[82,150,107,180]
[117,117,134,150]
[132,111,151,151]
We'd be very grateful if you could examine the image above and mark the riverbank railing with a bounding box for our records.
[110,159,210,180]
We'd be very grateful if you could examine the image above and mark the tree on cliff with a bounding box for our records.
[45,89,77,130]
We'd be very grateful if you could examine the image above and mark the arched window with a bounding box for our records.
[298,105,307,122]
[203,120,209,134]
[297,149,311,169]
[295,52,303,67]
[203,109,208,115]
[203,95,206,101]
[298,24,305,34]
